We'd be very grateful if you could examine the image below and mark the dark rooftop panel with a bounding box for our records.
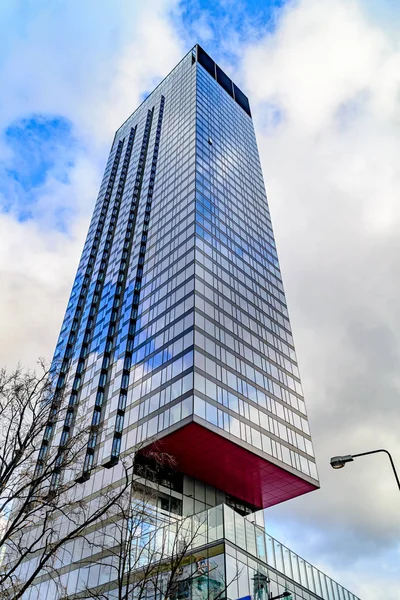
[197,46,216,79]
[216,65,234,98]
[233,83,251,117]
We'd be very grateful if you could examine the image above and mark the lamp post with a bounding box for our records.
[330,449,400,491]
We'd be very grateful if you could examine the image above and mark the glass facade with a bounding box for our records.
[44,43,317,505]
[25,45,360,600]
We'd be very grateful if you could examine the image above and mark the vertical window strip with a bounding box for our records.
[54,126,135,485]
[52,128,134,488]
[79,111,155,479]
[34,139,125,479]
[103,96,165,469]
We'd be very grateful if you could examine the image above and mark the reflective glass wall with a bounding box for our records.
[191,51,318,507]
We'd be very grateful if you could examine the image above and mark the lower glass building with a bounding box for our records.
[20,45,360,600]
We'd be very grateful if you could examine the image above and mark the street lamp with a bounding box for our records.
[330,449,400,491]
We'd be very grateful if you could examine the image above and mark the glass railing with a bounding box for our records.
[221,505,360,600]
[128,504,360,600]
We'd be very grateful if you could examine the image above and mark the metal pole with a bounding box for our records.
[352,449,400,491]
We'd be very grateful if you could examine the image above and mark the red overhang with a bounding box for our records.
[142,421,318,509]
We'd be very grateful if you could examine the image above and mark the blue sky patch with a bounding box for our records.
[256,100,285,132]
[4,115,74,190]
[180,0,287,66]
[0,114,77,224]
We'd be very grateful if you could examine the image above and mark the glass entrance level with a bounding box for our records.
[55,504,359,600]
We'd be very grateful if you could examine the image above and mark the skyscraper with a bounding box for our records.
[32,45,359,600]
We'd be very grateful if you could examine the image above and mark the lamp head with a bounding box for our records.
[330,455,354,469]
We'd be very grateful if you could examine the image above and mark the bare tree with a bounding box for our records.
[73,484,227,600]
[0,363,238,600]
[69,468,231,600]
[0,362,133,600]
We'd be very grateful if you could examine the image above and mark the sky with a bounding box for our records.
[1,0,400,597]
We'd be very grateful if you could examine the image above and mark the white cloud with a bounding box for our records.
[240,0,400,597]
[0,0,183,368]
[0,152,99,368]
